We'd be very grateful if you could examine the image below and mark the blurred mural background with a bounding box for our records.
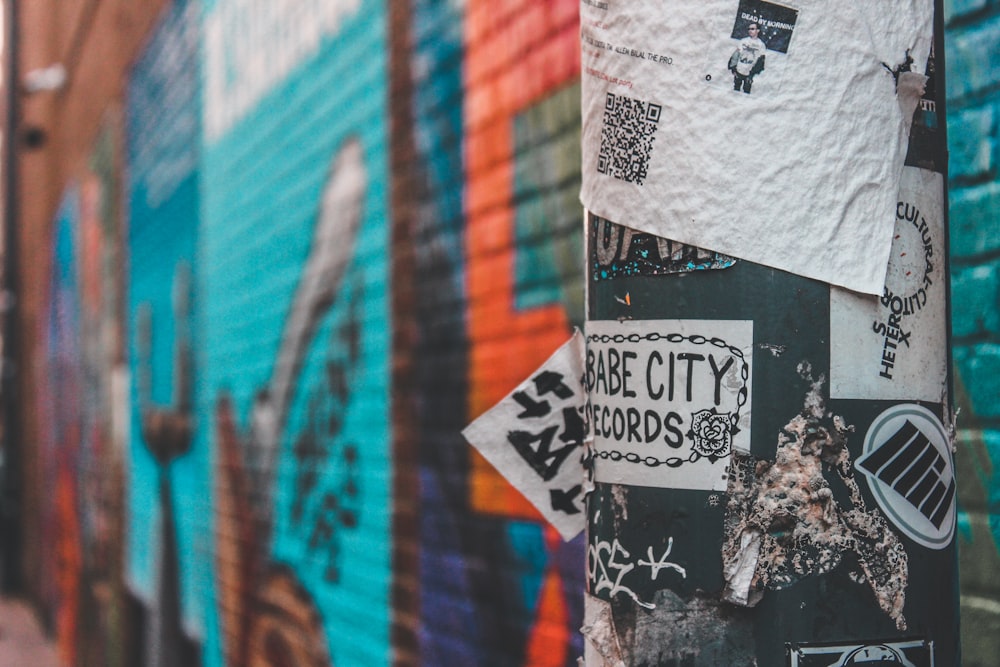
[0,0,995,665]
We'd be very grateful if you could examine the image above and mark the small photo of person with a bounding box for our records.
[728,22,766,93]
[718,0,798,96]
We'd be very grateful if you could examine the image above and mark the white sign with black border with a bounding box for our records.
[586,319,753,491]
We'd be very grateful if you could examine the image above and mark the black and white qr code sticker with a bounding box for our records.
[597,93,662,186]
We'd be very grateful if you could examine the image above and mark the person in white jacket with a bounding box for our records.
[729,23,766,93]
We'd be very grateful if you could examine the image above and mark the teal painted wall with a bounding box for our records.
[946,1,1000,665]
[199,1,392,665]
[126,0,207,662]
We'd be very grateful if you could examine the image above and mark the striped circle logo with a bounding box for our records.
[857,404,955,550]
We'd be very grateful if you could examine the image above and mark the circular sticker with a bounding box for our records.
[856,404,955,550]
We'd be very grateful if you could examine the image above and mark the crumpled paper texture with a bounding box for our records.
[580,0,933,294]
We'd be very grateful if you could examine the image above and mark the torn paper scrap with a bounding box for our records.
[722,529,762,606]
[579,0,933,294]
[582,594,627,667]
[462,331,588,540]
[589,211,736,279]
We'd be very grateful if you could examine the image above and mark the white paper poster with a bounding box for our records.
[462,331,588,540]
[830,167,946,402]
[579,0,933,294]
[586,319,753,491]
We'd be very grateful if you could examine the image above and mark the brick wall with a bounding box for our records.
[9,0,999,665]
[946,1,1000,665]
[14,3,169,628]
[12,3,169,667]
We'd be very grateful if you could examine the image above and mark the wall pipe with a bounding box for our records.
[1,0,22,594]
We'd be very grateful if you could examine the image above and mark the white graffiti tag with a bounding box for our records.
[638,538,686,580]
[589,538,653,608]
[589,536,688,609]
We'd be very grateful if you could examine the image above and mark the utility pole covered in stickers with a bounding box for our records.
[580,0,956,665]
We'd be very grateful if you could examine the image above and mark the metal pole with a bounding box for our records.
[582,1,957,664]
[0,0,21,594]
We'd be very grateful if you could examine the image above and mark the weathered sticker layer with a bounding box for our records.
[590,212,735,280]
[724,366,909,630]
[586,319,752,491]
[584,591,757,667]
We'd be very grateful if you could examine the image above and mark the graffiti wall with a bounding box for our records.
[426,0,585,664]
[201,0,392,664]
[37,120,130,667]
[78,120,132,667]
[125,0,206,663]
[19,0,1000,665]
[397,0,586,662]
[946,3,1000,666]
[40,189,84,667]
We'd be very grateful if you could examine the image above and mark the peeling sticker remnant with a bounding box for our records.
[723,365,909,631]
[632,590,756,667]
[723,529,763,606]
[581,594,626,667]
[757,342,787,357]
[583,590,757,667]
[590,212,735,280]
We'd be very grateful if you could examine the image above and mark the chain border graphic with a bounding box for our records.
[586,331,749,468]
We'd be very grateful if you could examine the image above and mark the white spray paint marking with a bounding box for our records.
[589,538,654,609]
[638,539,687,580]
[589,536,687,609]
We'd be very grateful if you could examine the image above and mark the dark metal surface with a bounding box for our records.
[1,0,22,595]
[584,3,958,664]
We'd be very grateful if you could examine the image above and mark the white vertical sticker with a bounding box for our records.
[830,168,946,402]
[586,319,753,491]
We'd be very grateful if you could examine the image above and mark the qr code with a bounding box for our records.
[598,93,662,185]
